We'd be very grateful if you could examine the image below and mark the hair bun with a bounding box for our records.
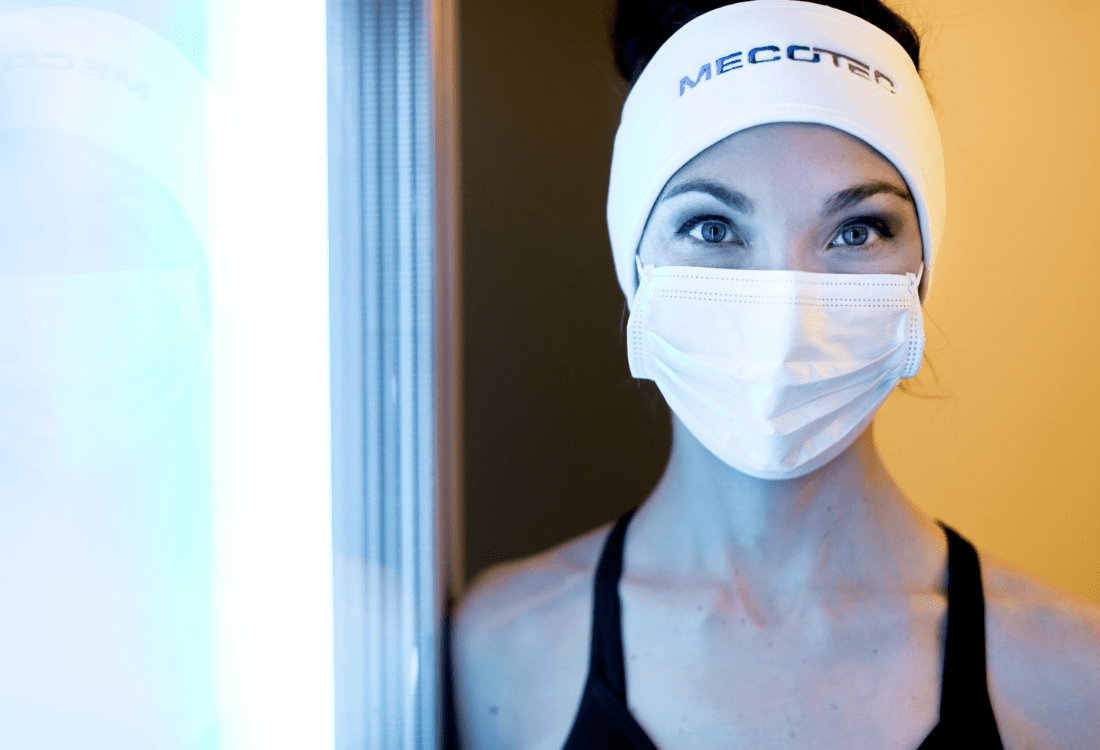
[611,0,921,87]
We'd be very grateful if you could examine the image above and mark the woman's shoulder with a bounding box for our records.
[450,520,616,750]
[453,519,614,643]
[978,548,1100,748]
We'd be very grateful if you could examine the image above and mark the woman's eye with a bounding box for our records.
[836,225,870,245]
[687,219,733,243]
[830,219,893,248]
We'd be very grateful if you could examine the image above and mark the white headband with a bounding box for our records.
[0,7,213,247]
[607,0,944,303]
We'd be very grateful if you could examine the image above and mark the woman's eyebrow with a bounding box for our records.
[660,178,755,214]
[821,180,913,217]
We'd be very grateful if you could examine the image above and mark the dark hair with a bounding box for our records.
[611,0,921,87]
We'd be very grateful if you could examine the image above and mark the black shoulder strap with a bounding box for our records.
[582,514,1003,748]
[588,507,638,701]
[935,522,1004,746]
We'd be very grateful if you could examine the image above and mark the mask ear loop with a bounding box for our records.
[628,254,656,312]
[912,263,925,298]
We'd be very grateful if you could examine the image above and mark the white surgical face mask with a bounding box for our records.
[627,261,924,479]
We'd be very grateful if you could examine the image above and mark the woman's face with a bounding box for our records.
[637,123,923,277]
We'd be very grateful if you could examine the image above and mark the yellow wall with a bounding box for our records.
[876,0,1100,603]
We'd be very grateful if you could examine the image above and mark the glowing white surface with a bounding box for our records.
[207,0,333,747]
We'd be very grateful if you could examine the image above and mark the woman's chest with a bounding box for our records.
[510,589,948,750]
[620,643,942,749]
[616,589,947,750]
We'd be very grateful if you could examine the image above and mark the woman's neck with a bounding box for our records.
[627,416,943,626]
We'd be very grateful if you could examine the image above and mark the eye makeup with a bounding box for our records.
[830,215,896,246]
[676,214,744,245]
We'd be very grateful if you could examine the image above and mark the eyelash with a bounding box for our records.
[831,216,895,246]
[678,215,742,245]
[676,215,896,246]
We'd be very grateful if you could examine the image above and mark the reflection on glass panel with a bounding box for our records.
[0,3,215,748]
[1,0,335,746]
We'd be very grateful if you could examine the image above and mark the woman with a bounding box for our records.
[452,1,1100,748]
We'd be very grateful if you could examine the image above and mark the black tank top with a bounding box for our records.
[561,508,1005,749]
